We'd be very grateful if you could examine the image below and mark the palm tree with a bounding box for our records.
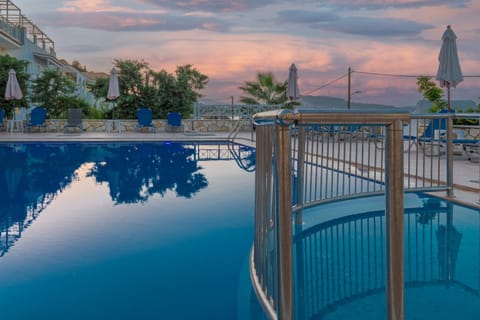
[239,72,291,106]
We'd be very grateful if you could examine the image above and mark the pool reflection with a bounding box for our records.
[89,143,208,204]
[0,142,254,257]
[1,143,82,257]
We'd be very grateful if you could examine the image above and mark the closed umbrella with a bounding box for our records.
[107,67,120,100]
[436,25,463,112]
[5,68,23,101]
[287,63,300,100]
[107,67,120,120]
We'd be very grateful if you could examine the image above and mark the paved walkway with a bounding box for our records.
[0,130,478,207]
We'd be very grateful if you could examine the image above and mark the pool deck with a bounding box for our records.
[1,130,478,208]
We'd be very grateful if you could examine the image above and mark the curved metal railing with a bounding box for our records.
[250,109,411,320]
[250,110,480,319]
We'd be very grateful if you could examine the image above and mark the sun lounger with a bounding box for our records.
[462,141,479,163]
[64,108,83,133]
[26,107,47,132]
[166,112,184,132]
[137,108,155,132]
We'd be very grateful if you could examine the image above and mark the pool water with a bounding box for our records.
[0,142,264,320]
[2,142,479,319]
[297,193,480,319]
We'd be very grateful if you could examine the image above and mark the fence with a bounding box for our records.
[193,103,280,120]
[251,110,479,319]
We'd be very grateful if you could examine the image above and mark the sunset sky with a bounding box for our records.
[12,0,480,107]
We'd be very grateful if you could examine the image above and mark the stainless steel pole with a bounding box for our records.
[385,120,405,320]
[295,126,306,224]
[276,124,293,320]
[446,115,454,197]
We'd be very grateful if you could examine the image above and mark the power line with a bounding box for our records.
[304,72,349,95]
[354,70,430,78]
[354,70,480,78]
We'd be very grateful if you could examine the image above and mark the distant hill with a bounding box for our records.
[198,95,417,112]
[299,95,405,111]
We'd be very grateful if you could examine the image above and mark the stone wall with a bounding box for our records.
[13,119,479,137]
[38,119,253,133]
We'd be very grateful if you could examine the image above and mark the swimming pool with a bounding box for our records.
[2,142,478,319]
[0,142,265,319]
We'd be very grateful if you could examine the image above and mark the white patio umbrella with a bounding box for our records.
[287,63,300,101]
[107,67,120,119]
[436,25,463,112]
[5,68,23,101]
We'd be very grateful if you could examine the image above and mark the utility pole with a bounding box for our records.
[347,67,351,109]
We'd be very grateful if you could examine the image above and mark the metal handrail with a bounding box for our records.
[251,109,409,320]
[227,117,251,141]
[251,110,479,319]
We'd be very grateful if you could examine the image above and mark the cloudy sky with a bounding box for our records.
[12,0,480,106]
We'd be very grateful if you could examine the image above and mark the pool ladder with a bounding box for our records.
[227,117,254,142]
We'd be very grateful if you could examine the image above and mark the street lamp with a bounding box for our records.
[347,90,362,109]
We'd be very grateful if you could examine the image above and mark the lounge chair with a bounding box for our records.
[0,109,5,130]
[137,108,155,132]
[166,112,184,132]
[64,108,83,133]
[462,142,479,163]
[410,115,479,159]
[26,107,47,132]
[373,112,451,155]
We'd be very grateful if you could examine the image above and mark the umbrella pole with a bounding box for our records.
[447,84,451,112]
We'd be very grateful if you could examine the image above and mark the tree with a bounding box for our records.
[31,69,89,118]
[88,59,208,119]
[149,64,208,118]
[87,77,109,108]
[113,59,150,119]
[71,60,87,72]
[239,72,295,108]
[416,76,447,112]
[0,55,29,117]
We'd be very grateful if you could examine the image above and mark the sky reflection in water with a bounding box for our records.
[0,142,259,320]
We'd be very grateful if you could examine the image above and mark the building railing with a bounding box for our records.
[0,0,55,53]
[250,109,479,319]
[193,103,281,120]
[0,15,22,43]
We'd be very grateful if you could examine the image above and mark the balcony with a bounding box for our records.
[0,0,55,55]
[0,0,22,48]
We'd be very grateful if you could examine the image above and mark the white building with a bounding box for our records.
[0,0,89,103]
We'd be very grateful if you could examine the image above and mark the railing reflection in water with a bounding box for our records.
[294,199,479,319]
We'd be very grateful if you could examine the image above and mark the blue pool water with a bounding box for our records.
[297,193,480,319]
[2,142,479,319]
[0,142,264,320]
